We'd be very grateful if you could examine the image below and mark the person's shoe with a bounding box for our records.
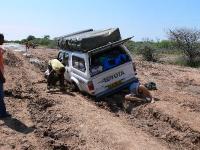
[0,113,11,119]
[151,98,155,103]
[145,97,155,103]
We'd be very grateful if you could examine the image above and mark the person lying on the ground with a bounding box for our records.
[47,59,66,91]
[125,78,154,103]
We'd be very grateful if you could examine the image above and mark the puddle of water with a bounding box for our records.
[2,43,26,52]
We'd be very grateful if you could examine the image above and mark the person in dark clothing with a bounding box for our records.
[0,34,11,118]
[25,41,29,52]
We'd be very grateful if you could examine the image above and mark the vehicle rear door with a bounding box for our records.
[92,62,136,96]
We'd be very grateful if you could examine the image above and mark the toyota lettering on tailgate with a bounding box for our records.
[98,71,125,83]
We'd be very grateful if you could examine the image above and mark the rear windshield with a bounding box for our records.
[90,46,131,76]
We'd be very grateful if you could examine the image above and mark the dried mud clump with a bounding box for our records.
[31,98,55,111]
[130,106,200,149]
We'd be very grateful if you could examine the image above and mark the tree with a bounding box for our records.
[27,35,36,41]
[168,28,200,65]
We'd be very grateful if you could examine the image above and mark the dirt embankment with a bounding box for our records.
[0,48,200,150]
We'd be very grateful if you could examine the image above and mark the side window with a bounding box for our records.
[62,52,69,66]
[72,56,86,72]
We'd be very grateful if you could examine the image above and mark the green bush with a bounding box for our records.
[47,40,57,49]
[139,45,158,62]
[156,40,174,49]
[18,35,58,49]
[173,56,200,67]
[125,40,135,52]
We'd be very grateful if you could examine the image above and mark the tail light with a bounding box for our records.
[87,81,94,91]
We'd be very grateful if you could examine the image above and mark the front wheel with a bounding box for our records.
[69,82,79,92]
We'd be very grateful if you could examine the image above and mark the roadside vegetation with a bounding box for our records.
[8,35,57,49]
[126,28,200,68]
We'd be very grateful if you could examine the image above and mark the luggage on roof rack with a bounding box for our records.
[57,28,121,52]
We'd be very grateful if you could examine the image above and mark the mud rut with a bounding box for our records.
[1,49,200,150]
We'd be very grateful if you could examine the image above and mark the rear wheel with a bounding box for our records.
[70,82,79,92]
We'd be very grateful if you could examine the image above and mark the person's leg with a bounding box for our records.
[59,73,65,90]
[0,81,6,116]
[47,71,56,88]
[138,85,152,100]
[48,64,52,71]
[125,81,140,101]
[125,94,143,101]
[52,75,59,87]
[125,81,153,102]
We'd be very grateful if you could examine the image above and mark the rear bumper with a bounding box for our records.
[95,78,136,98]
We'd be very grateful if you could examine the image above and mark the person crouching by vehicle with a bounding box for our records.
[125,78,154,103]
[47,59,66,91]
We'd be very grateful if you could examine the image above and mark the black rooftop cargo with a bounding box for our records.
[57,28,121,52]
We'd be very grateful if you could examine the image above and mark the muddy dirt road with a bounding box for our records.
[0,48,200,150]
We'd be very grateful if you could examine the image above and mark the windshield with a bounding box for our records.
[90,46,131,76]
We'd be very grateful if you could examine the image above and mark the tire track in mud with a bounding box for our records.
[92,91,200,149]
[2,51,46,149]
[17,53,82,149]
[126,104,200,150]
[79,93,200,150]
[3,51,74,149]
[132,60,200,149]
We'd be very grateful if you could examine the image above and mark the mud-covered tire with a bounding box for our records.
[70,82,79,92]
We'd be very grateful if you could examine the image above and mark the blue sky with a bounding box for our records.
[1,0,200,41]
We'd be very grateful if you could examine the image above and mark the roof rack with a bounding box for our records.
[88,36,134,55]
